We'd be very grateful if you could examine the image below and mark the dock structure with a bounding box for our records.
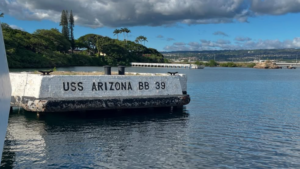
[10,71,190,113]
[131,62,202,69]
[275,62,300,67]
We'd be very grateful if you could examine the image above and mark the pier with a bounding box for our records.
[131,62,201,69]
[10,71,190,113]
[275,62,300,67]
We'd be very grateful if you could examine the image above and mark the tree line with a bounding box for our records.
[113,28,148,45]
[194,60,255,68]
[0,11,166,68]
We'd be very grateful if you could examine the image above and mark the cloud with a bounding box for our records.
[251,0,300,15]
[0,0,253,28]
[164,42,190,51]
[235,36,252,41]
[157,36,175,41]
[164,38,300,51]
[213,31,228,37]
[216,39,231,44]
[2,0,300,28]
[241,38,300,49]
[9,24,24,30]
[174,42,186,46]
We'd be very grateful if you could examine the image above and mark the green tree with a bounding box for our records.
[74,39,88,50]
[103,44,128,65]
[124,28,130,41]
[136,36,147,45]
[205,60,218,67]
[142,36,148,45]
[69,10,75,53]
[135,36,142,44]
[1,20,165,68]
[59,10,69,40]
[78,34,103,54]
[135,38,140,44]
[33,28,71,52]
[0,13,3,17]
[120,28,126,41]
[96,36,112,56]
[113,29,120,40]
[1,23,10,29]
[194,61,204,65]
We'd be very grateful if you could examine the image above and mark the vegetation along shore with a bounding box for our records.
[1,10,165,69]
[191,60,256,68]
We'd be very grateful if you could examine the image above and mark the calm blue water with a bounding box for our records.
[2,67,300,168]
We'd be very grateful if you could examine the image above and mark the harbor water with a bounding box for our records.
[2,67,300,168]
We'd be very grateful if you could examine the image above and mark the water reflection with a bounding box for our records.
[1,108,189,168]
[6,67,300,168]
[0,138,16,169]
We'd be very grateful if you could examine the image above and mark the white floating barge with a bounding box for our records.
[10,71,190,112]
[131,62,204,69]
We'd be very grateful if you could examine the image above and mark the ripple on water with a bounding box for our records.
[3,67,300,168]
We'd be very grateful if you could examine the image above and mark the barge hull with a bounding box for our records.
[11,95,190,112]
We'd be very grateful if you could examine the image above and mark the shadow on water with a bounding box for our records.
[1,107,189,169]
[31,106,189,123]
[0,140,16,169]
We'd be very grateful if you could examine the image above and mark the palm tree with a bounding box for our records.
[142,36,148,45]
[136,36,147,45]
[123,28,131,41]
[113,29,120,40]
[0,13,4,17]
[120,28,126,41]
[135,36,141,44]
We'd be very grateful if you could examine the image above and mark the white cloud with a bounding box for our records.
[216,39,231,44]
[0,0,251,28]
[167,38,175,41]
[9,24,24,30]
[251,0,300,15]
[174,42,186,46]
[235,36,252,41]
[214,31,229,37]
[1,0,300,28]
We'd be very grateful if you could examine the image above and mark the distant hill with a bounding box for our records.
[161,49,300,62]
[1,23,165,68]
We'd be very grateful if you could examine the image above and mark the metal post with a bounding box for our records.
[118,66,125,75]
[104,65,111,75]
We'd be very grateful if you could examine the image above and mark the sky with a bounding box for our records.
[1,0,300,51]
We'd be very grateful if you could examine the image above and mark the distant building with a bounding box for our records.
[99,52,106,56]
[258,60,275,63]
